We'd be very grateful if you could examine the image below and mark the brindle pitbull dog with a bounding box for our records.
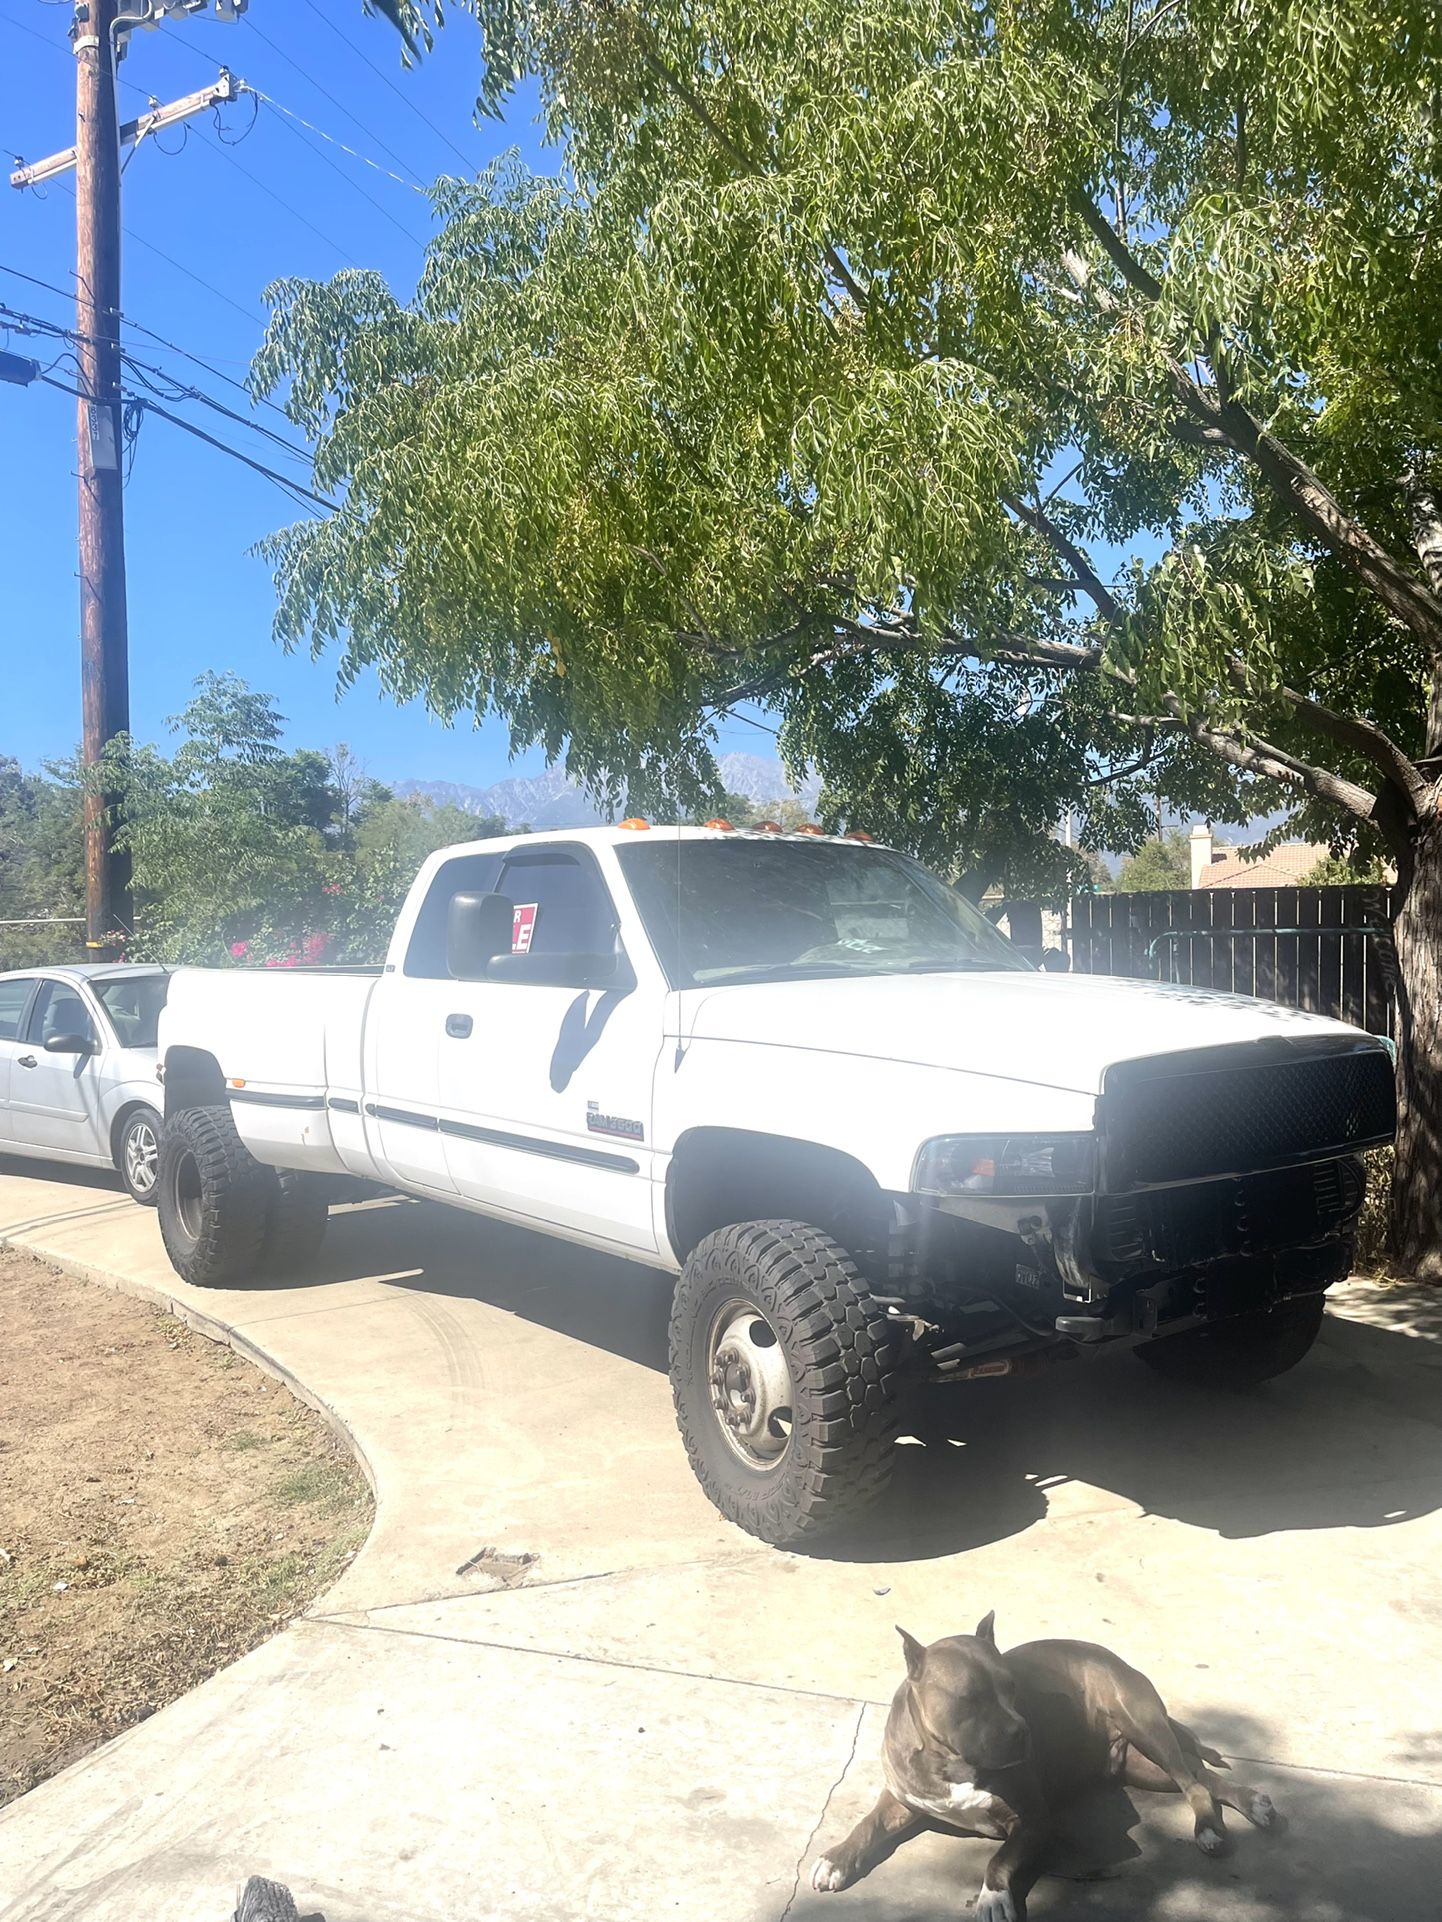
[811,1616,1276,1920]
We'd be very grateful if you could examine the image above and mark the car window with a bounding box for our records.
[0,978,36,1041]
[404,852,503,978]
[25,980,97,1049]
[496,852,616,959]
[93,973,168,1049]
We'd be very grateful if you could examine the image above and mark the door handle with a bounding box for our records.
[17,1054,36,1069]
[445,1013,473,1039]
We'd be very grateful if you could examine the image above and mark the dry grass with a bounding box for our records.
[0,1249,372,1807]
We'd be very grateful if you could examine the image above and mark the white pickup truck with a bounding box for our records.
[156,824,1394,1544]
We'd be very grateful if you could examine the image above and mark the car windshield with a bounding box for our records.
[617,838,1030,988]
[93,972,169,1050]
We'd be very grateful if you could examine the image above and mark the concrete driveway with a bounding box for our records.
[1,1161,1440,1922]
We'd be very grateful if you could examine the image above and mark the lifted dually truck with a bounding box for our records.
[155,825,1395,1546]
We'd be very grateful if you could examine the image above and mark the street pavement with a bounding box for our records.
[2,1161,1440,1922]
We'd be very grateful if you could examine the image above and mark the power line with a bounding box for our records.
[245,86,427,195]
[0,294,308,458]
[245,92,428,246]
[0,3,66,61]
[185,119,363,265]
[294,0,476,174]
[35,368,333,516]
[238,13,431,186]
[0,260,285,414]
[46,174,265,324]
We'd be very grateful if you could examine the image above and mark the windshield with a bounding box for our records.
[617,839,1030,988]
[93,972,169,1050]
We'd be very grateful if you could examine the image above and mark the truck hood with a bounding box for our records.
[680,970,1374,1097]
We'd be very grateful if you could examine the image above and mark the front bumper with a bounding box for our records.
[905,1153,1365,1348]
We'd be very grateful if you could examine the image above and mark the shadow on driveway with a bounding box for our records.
[313,1196,1442,1564]
[12,1166,1442,1566]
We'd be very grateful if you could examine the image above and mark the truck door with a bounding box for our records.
[436,845,662,1254]
[360,850,503,1196]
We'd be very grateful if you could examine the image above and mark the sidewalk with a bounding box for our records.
[2,1162,1440,1921]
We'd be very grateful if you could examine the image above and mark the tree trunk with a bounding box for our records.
[1389,816,1442,1282]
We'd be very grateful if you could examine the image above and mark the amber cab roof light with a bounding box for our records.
[845,829,875,843]
[618,817,650,830]
[754,821,783,834]
[703,817,736,831]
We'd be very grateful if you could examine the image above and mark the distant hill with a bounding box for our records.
[393,752,818,830]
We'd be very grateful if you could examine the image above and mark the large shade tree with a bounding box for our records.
[257,0,1442,1273]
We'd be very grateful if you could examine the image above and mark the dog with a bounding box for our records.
[810,1615,1276,1920]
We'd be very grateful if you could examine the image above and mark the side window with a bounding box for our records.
[0,978,36,1042]
[496,853,616,958]
[404,853,503,978]
[25,981,97,1049]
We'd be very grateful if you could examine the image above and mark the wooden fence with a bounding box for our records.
[1067,887,1399,1039]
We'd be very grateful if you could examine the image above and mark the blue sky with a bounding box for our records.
[0,1,779,787]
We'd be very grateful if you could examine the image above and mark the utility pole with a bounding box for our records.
[73,0,130,960]
[7,0,244,961]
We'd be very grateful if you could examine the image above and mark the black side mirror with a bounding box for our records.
[447,891,516,980]
[1040,947,1071,974]
[44,1031,94,1054]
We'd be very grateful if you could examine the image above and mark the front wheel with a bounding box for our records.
[669,1221,900,1546]
[116,1105,163,1206]
[1136,1292,1327,1389]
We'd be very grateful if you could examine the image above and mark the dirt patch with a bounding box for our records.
[0,1248,372,1807]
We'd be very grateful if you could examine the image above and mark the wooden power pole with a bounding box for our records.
[74,0,131,960]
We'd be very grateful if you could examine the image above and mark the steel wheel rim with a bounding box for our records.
[125,1118,159,1196]
[706,1296,794,1472]
[173,1148,203,1238]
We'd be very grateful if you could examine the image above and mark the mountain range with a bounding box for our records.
[392,752,819,830]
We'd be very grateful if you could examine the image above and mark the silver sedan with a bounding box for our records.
[0,965,170,1204]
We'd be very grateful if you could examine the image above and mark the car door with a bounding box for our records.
[360,850,503,1196]
[11,977,105,1157]
[436,845,663,1253]
[0,976,40,1145]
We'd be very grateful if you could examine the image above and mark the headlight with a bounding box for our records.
[913,1133,1096,1199]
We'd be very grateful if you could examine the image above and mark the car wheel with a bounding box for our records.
[116,1105,163,1206]
[669,1220,900,1546]
[157,1104,276,1288]
[1135,1292,1327,1388]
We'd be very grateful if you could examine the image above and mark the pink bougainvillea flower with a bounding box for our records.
[230,941,250,960]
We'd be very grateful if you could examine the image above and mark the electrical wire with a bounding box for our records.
[210,85,259,146]
[245,91,428,246]
[0,262,286,415]
[294,0,476,174]
[36,368,334,517]
[237,12,432,186]
[0,296,318,470]
[185,119,363,267]
[244,86,427,195]
[25,175,265,325]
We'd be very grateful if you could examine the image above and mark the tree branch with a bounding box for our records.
[1277,683,1426,808]
[1074,195,1163,301]
[1066,204,1442,652]
[1403,471,1442,754]
[1162,697,1382,823]
[1005,495,1123,625]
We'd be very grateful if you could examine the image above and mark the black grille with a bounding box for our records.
[1103,1046,1394,1189]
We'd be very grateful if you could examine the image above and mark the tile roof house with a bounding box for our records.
[1188,824,1329,890]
